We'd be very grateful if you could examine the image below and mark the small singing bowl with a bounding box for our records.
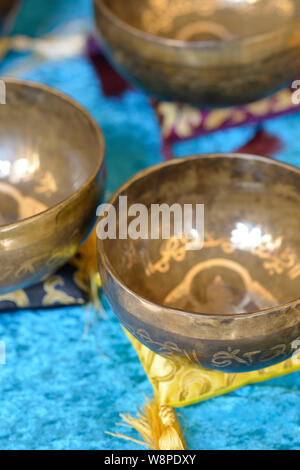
[0,79,105,294]
[98,154,300,372]
[94,0,300,106]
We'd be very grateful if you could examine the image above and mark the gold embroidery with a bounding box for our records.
[175,106,202,138]
[158,103,202,138]
[272,89,295,113]
[247,98,271,116]
[126,331,300,408]
[179,369,212,401]
[0,289,29,308]
[204,109,232,130]
[43,275,79,306]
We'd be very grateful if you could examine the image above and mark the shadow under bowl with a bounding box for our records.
[94,0,300,106]
[98,154,300,372]
[0,79,105,294]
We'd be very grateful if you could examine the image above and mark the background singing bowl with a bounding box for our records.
[98,154,300,372]
[0,79,105,294]
[94,0,300,106]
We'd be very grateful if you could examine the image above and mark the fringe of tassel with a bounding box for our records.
[106,397,187,450]
[77,230,109,360]
[78,229,103,313]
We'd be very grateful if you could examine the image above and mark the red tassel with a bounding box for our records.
[237,128,283,157]
[86,36,133,98]
[162,127,283,161]
[162,140,175,160]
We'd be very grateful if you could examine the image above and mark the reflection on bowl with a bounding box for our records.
[98,154,300,372]
[94,0,300,106]
[0,79,105,294]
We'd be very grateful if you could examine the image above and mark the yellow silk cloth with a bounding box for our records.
[126,331,300,408]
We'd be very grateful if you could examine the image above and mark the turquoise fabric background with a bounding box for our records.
[0,0,300,450]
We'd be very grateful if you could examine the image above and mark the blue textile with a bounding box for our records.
[0,0,300,451]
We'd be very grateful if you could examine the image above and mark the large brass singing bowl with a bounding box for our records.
[94,0,300,106]
[98,154,300,372]
[0,80,105,294]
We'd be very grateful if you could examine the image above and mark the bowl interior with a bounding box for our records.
[103,0,297,42]
[0,82,101,225]
[101,155,300,315]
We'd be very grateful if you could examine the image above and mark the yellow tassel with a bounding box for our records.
[106,397,187,450]
[78,229,100,292]
[158,405,186,450]
[74,229,108,359]
[76,229,105,314]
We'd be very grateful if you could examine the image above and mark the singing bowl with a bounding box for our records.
[98,154,300,372]
[94,0,300,106]
[0,79,105,294]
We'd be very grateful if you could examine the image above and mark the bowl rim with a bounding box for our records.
[0,78,105,232]
[94,0,295,50]
[98,153,300,320]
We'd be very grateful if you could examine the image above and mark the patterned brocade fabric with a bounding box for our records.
[0,253,89,311]
[127,332,300,408]
[155,89,300,142]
